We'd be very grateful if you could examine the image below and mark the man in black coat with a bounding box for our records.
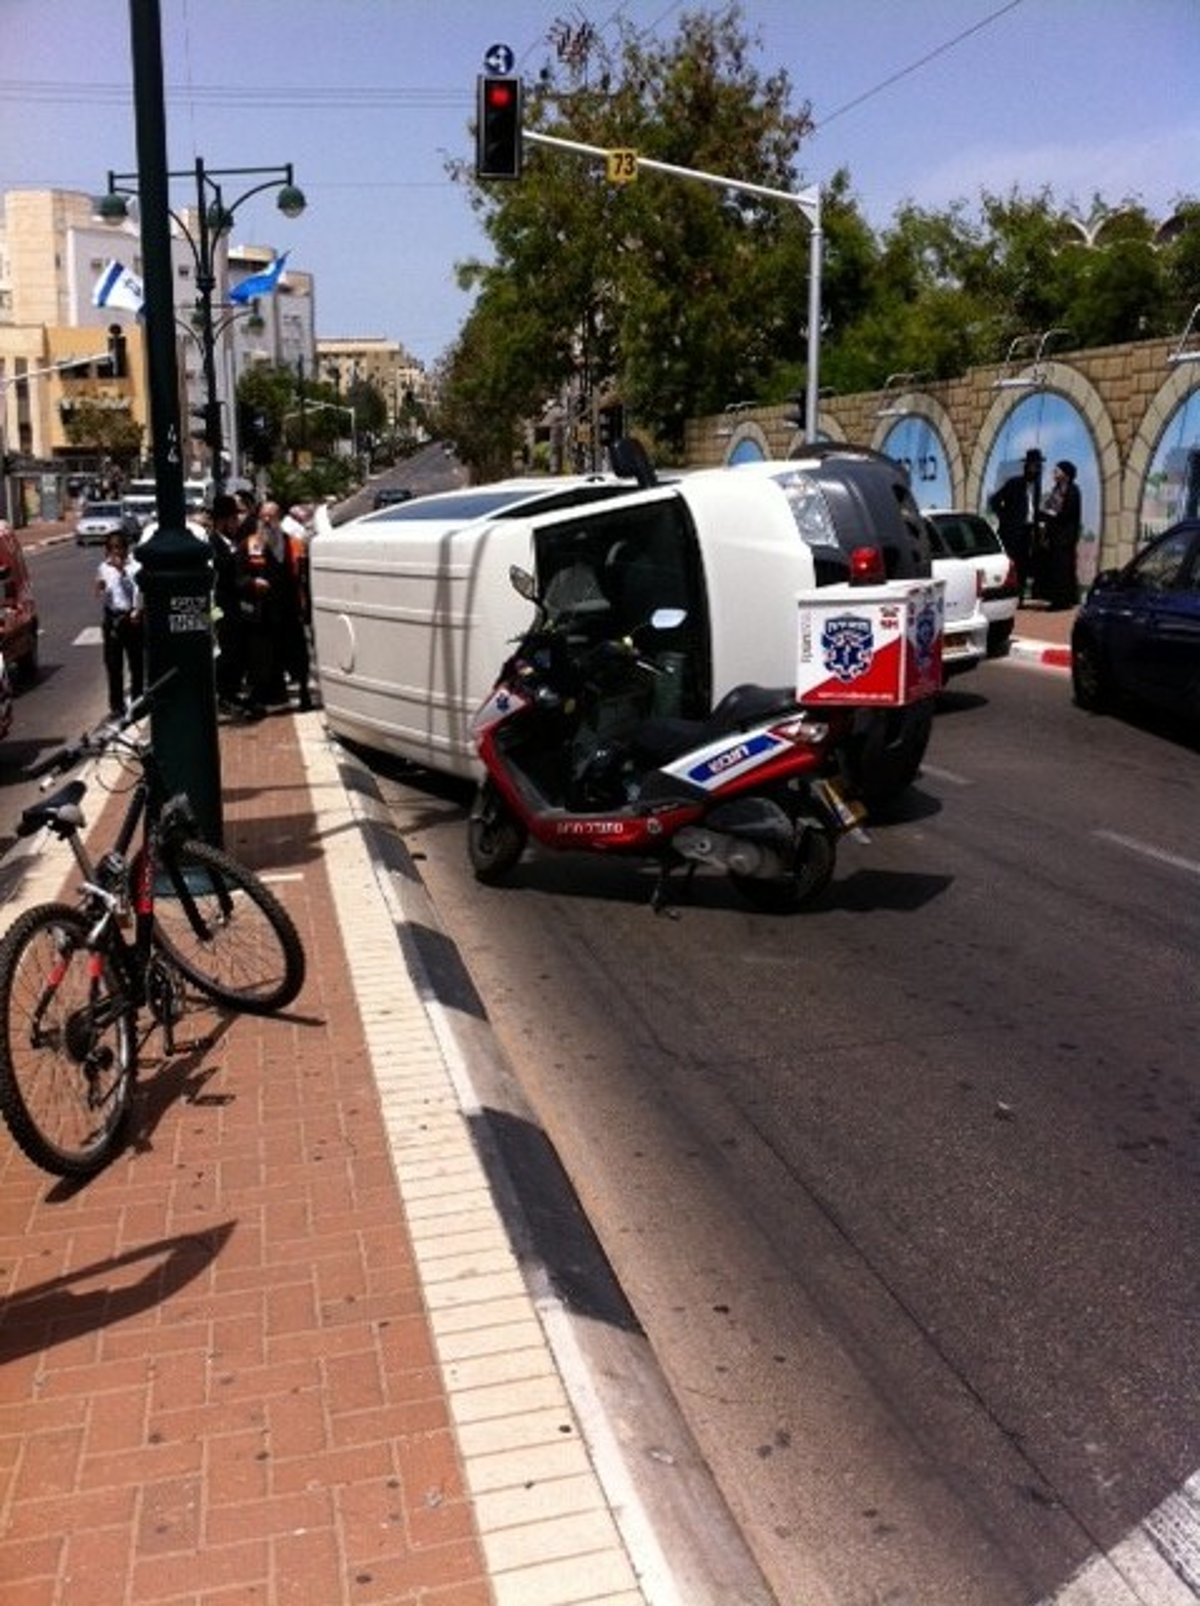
[988,447,1043,603]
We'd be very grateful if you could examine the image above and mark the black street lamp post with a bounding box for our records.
[102,0,304,846]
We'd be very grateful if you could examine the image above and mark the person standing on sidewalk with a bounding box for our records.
[95,530,144,716]
[1038,459,1082,611]
[988,447,1043,604]
[209,493,246,713]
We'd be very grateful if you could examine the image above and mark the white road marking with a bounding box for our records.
[918,762,974,787]
[1094,830,1200,880]
[1039,1468,1200,1603]
[74,627,103,646]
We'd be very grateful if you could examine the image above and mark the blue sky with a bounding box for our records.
[2,0,1197,369]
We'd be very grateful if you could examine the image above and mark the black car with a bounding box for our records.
[1071,519,1200,724]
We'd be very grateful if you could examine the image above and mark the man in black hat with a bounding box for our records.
[988,447,1044,602]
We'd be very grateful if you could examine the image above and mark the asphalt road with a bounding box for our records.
[0,535,112,875]
[369,659,1200,1606]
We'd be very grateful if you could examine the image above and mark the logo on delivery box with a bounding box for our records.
[821,614,875,683]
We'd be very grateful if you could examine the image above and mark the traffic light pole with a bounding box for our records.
[523,129,823,444]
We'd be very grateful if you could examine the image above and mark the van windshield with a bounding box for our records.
[362,483,629,525]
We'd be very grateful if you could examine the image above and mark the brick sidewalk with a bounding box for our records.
[0,709,668,1606]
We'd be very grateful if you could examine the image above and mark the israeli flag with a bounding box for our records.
[228,250,290,305]
[92,259,145,316]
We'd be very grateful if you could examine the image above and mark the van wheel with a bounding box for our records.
[468,785,527,884]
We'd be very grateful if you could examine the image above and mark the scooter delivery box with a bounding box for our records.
[795,579,944,707]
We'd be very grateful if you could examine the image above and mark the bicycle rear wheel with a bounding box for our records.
[0,903,135,1177]
[153,840,305,1015]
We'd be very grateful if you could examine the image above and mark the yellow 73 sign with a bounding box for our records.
[606,149,638,185]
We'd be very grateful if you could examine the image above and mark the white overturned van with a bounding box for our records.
[310,452,938,802]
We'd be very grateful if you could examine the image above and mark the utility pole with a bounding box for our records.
[524,129,824,444]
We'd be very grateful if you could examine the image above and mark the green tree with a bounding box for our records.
[61,398,142,463]
[445,2,814,464]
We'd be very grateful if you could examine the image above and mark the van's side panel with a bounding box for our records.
[311,519,535,778]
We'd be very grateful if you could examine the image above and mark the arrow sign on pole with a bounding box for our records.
[484,42,514,73]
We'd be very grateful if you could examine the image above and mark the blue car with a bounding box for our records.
[1071,519,1200,724]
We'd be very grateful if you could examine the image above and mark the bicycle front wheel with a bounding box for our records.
[0,903,135,1177]
[153,840,305,1015]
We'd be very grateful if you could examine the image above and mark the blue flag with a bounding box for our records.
[229,251,290,305]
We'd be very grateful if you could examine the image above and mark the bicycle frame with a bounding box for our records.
[32,734,211,1054]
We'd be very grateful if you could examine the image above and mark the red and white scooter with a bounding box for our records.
[468,567,866,913]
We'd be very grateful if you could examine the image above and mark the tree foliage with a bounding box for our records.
[436,3,1198,474]
[61,398,142,462]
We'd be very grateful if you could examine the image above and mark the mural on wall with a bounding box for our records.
[728,434,765,463]
[879,415,952,510]
[1141,387,1200,542]
[981,392,1101,586]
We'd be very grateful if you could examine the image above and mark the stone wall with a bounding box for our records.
[683,334,1199,570]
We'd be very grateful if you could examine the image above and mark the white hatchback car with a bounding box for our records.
[925,509,1019,657]
[925,529,988,678]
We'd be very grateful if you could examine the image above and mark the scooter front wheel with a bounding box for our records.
[729,823,836,913]
[468,784,528,884]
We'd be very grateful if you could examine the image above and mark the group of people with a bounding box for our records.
[988,447,1082,611]
[209,492,313,718]
[95,491,315,720]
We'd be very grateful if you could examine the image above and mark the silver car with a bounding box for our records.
[75,501,142,546]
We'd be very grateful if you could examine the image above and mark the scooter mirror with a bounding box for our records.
[509,565,538,601]
[650,607,686,631]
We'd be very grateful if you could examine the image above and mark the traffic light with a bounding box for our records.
[475,75,523,180]
[190,400,222,451]
[106,323,128,379]
[597,404,624,452]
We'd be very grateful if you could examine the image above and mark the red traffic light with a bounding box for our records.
[476,74,523,180]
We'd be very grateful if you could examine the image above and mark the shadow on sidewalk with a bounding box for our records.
[0,1220,236,1365]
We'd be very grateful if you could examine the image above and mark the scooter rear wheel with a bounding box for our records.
[468,785,528,884]
[729,824,836,913]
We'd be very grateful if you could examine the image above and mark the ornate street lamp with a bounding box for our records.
[100,159,305,492]
[98,0,306,846]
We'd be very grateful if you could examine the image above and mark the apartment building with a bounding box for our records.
[0,186,315,486]
[316,335,436,431]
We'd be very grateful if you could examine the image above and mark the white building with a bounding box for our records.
[0,186,315,476]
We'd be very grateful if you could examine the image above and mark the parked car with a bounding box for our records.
[75,500,142,546]
[312,445,939,806]
[1071,519,1200,724]
[372,486,416,510]
[925,508,1019,656]
[121,478,158,531]
[0,521,39,685]
[923,519,988,676]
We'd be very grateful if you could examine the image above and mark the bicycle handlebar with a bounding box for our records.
[36,667,181,787]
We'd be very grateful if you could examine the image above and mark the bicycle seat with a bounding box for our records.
[17,780,87,839]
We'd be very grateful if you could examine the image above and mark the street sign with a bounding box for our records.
[606,148,638,185]
[484,42,514,74]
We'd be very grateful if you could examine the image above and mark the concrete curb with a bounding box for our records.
[312,730,776,1606]
[1007,637,1072,671]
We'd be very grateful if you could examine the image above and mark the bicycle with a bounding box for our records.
[0,673,306,1177]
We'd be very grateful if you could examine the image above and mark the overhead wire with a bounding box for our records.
[813,0,1029,130]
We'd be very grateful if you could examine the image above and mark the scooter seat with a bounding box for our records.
[630,684,797,765]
